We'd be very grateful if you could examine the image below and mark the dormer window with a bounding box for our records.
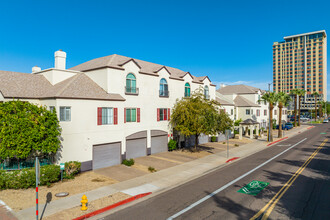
[159,78,169,97]
[204,85,209,99]
[185,83,191,97]
[126,73,138,95]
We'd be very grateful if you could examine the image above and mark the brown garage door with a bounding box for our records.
[93,142,121,170]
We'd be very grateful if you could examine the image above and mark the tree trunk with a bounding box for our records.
[269,104,274,142]
[195,134,199,151]
[319,105,322,118]
[315,99,317,122]
[298,95,301,126]
[294,95,297,127]
[278,104,283,138]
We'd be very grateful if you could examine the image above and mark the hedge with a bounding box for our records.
[0,161,81,190]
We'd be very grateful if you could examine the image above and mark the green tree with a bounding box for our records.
[170,89,232,150]
[0,101,61,162]
[277,92,291,138]
[259,92,278,142]
[312,92,319,121]
[297,89,306,126]
[290,89,300,127]
[317,100,325,118]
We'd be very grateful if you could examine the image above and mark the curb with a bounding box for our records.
[72,192,152,220]
[267,137,288,146]
[225,157,240,163]
[306,126,315,130]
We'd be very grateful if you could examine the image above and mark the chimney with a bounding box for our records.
[32,66,41,73]
[54,50,66,70]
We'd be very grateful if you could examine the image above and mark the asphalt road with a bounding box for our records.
[101,124,330,220]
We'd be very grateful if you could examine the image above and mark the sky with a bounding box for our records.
[0,0,329,97]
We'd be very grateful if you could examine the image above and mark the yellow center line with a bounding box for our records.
[250,139,328,220]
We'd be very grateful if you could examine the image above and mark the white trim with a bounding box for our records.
[284,30,326,39]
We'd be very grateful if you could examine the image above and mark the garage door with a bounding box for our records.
[151,135,168,154]
[126,138,147,159]
[93,143,121,170]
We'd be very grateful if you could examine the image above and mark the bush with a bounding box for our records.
[122,159,135,166]
[168,139,177,151]
[63,161,81,179]
[148,166,157,173]
[234,144,239,147]
[211,136,217,142]
[0,164,60,189]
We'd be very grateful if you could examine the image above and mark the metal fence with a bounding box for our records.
[0,157,53,170]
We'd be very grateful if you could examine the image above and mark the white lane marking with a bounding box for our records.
[0,200,13,212]
[167,138,307,220]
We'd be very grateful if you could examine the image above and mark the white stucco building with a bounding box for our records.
[216,84,288,128]
[0,50,216,171]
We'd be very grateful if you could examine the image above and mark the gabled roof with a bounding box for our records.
[234,95,260,107]
[217,84,261,95]
[70,54,211,84]
[0,70,125,101]
[216,97,234,106]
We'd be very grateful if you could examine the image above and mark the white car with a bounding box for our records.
[323,119,329,123]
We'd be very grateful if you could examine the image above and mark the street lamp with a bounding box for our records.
[268,82,273,142]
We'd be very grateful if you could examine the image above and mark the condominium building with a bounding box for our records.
[0,50,216,171]
[273,30,327,111]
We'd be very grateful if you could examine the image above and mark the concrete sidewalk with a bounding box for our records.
[14,125,310,220]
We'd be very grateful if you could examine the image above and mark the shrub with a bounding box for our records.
[234,119,242,126]
[148,166,157,173]
[211,136,217,142]
[0,164,61,189]
[122,159,135,166]
[223,142,226,144]
[234,144,239,147]
[168,139,177,151]
[63,161,81,179]
[234,130,239,135]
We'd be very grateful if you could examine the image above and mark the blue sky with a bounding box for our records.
[0,0,329,96]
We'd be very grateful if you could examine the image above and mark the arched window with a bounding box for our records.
[185,83,191,97]
[126,73,137,94]
[160,78,169,97]
[204,85,209,99]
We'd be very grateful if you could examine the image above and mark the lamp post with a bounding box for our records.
[268,82,273,142]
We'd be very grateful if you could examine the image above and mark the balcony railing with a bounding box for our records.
[125,87,139,95]
[159,90,169,97]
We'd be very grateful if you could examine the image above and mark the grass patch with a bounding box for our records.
[148,166,157,173]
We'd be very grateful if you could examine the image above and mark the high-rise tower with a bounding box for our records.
[273,30,327,111]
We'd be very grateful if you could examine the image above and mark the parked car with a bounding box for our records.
[323,119,329,123]
[276,123,293,130]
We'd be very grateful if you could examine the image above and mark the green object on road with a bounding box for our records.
[237,180,269,196]
[320,133,326,134]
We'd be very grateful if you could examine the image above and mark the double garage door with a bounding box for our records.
[93,142,121,170]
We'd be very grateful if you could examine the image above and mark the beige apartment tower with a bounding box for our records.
[273,30,327,111]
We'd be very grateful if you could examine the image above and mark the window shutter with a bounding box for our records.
[157,108,160,121]
[164,109,167,120]
[114,108,118,125]
[97,107,102,125]
[137,108,140,122]
[124,108,126,123]
[168,108,170,121]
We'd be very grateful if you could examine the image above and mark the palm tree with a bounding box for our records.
[297,89,306,126]
[312,92,319,121]
[277,92,291,138]
[260,92,278,142]
[290,89,299,127]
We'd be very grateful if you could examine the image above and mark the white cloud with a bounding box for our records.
[213,80,270,90]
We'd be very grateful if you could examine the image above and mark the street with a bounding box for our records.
[101,123,330,220]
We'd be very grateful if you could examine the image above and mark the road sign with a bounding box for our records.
[237,180,269,196]
[225,129,231,139]
[60,163,65,170]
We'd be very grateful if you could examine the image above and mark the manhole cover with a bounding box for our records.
[55,192,69,197]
